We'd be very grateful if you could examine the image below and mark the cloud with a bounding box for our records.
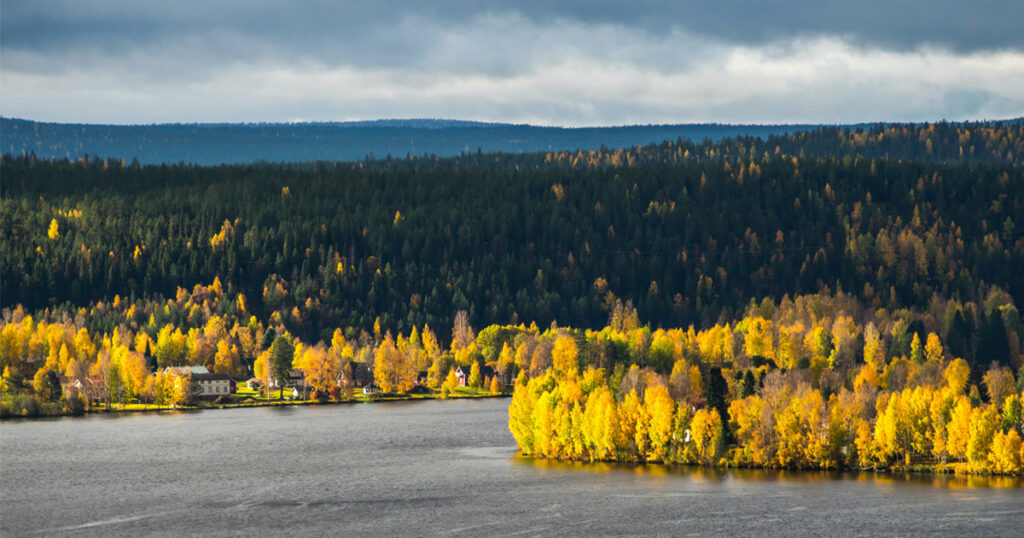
[5,1,1022,56]
[2,1,1023,125]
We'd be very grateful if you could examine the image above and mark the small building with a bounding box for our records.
[337,363,372,388]
[58,375,104,402]
[267,368,305,390]
[362,385,380,395]
[287,369,305,387]
[455,364,495,387]
[192,372,234,398]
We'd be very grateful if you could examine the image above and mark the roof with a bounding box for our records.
[193,373,232,381]
[164,365,210,375]
[455,365,495,377]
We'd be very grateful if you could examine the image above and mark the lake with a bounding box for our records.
[1,399,1022,536]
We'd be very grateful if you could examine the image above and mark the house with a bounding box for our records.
[337,363,372,388]
[287,369,305,387]
[161,366,233,398]
[267,368,305,390]
[455,364,496,387]
[58,375,105,402]
[192,372,234,398]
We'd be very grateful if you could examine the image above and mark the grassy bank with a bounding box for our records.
[0,386,509,419]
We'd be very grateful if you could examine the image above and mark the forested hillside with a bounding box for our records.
[3,121,1022,341]
[1,118,818,165]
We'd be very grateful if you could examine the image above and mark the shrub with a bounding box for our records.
[14,395,40,417]
[64,395,87,416]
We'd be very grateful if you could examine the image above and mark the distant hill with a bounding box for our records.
[1,117,825,165]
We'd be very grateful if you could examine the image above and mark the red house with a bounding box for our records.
[454,364,496,387]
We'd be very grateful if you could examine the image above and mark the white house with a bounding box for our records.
[163,366,233,398]
[191,372,234,398]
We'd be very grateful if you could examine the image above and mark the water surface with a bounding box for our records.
[2,399,1021,536]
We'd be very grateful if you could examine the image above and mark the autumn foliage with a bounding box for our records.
[509,294,1024,475]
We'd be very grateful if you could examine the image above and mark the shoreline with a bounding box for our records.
[516,454,1024,483]
[0,391,512,421]
[514,453,1024,478]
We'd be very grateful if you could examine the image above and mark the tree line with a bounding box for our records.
[3,283,1022,475]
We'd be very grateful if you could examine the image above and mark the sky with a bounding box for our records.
[2,0,1023,126]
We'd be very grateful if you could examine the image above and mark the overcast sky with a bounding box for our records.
[2,0,1023,126]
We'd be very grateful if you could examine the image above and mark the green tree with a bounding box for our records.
[269,335,295,399]
[32,368,61,403]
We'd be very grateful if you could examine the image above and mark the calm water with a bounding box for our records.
[2,399,1022,537]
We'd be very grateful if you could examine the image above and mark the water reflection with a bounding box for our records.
[514,455,1023,489]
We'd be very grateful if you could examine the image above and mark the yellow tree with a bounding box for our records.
[854,418,878,467]
[929,390,956,461]
[72,328,97,364]
[213,339,240,376]
[489,375,503,394]
[728,395,769,466]
[551,334,579,378]
[909,332,924,364]
[121,351,149,399]
[966,406,999,472]
[743,316,774,363]
[254,349,271,390]
[862,322,882,371]
[468,361,482,389]
[924,333,943,363]
[853,363,881,390]
[946,396,972,462]
[983,366,1015,408]
[988,430,1022,474]
[442,368,460,397]
[298,345,341,399]
[633,395,650,460]
[943,359,970,395]
[509,379,539,453]
[170,372,193,408]
[531,391,557,457]
[775,396,803,467]
[617,390,643,459]
[644,385,675,462]
[582,386,617,460]
[874,388,932,465]
[374,334,415,393]
[689,408,723,465]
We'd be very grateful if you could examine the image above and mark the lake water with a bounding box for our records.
[2,398,1022,536]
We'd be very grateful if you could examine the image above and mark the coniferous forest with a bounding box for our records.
[2,121,1024,473]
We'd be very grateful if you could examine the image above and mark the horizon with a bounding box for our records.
[5,115,1024,130]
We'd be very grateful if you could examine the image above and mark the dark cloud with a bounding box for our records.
[3,0,1021,65]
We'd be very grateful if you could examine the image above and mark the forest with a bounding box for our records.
[3,121,1023,339]
[1,121,1023,473]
